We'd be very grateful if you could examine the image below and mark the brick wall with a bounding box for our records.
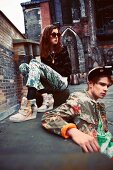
[0,12,24,51]
[0,45,23,120]
[40,2,51,30]
[0,11,25,120]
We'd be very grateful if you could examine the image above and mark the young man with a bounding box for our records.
[42,66,113,159]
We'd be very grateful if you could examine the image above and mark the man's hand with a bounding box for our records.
[67,128,100,153]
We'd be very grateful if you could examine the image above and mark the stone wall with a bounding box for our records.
[22,1,51,42]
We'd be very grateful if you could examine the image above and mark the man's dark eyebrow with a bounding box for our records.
[99,82,106,85]
[98,82,111,87]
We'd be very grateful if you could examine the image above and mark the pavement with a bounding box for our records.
[0,83,113,170]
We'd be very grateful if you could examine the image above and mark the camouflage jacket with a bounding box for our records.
[42,90,109,138]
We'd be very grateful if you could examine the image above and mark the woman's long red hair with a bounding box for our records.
[39,25,62,58]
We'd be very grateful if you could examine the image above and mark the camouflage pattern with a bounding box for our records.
[19,59,67,91]
[42,90,108,137]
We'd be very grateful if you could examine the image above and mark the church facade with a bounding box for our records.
[21,0,113,74]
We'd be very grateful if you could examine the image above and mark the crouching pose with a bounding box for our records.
[9,58,69,122]
[42,66,113,159]
[9,24,72,122]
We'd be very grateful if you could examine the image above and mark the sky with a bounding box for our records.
[0,0,30,33]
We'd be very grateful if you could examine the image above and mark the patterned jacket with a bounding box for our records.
[41,90,108,138]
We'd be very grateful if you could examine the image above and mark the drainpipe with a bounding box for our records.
[87,0,96,47]
[87,0,102,66]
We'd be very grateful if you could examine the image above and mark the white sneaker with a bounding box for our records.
[61,77,68,89]
[9,98,37,122]
[37,93,54,112]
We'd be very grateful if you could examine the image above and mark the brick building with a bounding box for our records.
[21,0,113,73]
[0,11,39,120]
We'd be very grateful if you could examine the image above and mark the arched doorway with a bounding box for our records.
[61,28,85,74]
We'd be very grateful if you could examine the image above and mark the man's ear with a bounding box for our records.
[88,81,93,88]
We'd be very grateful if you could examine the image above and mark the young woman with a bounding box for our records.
[9,24,72,122]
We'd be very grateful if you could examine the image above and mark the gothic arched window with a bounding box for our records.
[71,0,81,23]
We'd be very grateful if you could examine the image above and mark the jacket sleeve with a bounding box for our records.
[53,46,72,77]
[41,93,81,138]
[59,46,72,77]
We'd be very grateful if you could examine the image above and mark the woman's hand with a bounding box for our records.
[67,128,100,153]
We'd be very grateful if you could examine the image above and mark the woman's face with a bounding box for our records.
[50,28,61,45]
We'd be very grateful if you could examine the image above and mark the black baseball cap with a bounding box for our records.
[87,66,113,81]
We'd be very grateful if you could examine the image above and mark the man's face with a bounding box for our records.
[89,77,111,100]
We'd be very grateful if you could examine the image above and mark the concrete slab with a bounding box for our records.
[0,83,113,169]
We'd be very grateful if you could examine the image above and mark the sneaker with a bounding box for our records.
[37,93,54,112]
[61,77,68,89]
[9,99,37,122]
